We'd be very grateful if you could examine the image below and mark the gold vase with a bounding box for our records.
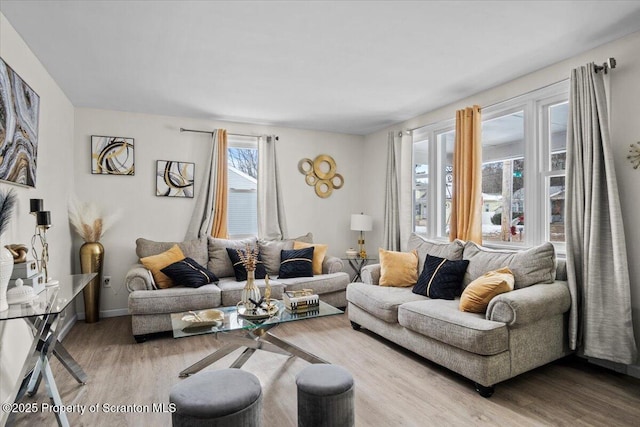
[80,241,104,323]
[241,269,261,312]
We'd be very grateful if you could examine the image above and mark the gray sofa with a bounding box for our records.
[346,234,572,397]
[126,234,349,341]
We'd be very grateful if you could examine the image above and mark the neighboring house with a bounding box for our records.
[228,166,257,237]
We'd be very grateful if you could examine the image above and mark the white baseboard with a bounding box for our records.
[76,308,129,320]
[58,313,78,341]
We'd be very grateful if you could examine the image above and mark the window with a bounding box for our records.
[227,135,259,238]
[412,81,569,250]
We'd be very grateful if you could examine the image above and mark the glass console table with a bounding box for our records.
[0,273,96,427]
[342,257,377,282]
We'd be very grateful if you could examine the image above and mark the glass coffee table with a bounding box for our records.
[171,300,343,377]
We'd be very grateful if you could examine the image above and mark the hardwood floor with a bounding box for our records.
[9,312,640,426]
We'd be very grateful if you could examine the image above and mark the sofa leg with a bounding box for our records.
[134,335,148,344]
[350,321,361,331]
[474,383,495,398]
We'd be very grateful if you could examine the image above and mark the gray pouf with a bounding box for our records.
[296,364,354,427]
[170,369,262,427]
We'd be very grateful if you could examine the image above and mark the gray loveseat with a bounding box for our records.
[126,234,350,342]
[346,234,572,397]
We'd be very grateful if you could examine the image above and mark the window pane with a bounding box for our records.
[481,111,525,243]
[227,144,258,237]
[549,176,565,242]
[549,102,568,171]
[414,139,429,235]
[438,130,455,237]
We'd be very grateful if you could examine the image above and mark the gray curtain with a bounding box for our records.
[383,131,400,251]
[566,63,637,364]
[257,135,288,240]
[185,130,221,240]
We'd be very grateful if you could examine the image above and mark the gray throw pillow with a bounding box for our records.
[136,237,207,267]
[407,233,465,273]
[462,241,556,289]
[207,236,258,278]
[258,239,294,276]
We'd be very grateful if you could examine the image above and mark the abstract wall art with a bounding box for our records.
[0,57,40,187]
[156,160,194,198]
[91,135,135,175]
[298,154,344,198]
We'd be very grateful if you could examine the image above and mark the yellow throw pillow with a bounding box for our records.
[459,267,515,313]
[140,244,185,289]
[379,248,418,287]
[293,241,328,275]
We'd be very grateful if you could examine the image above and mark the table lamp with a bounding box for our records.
[350,213,373,259]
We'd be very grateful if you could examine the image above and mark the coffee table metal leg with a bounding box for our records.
[229,348,256,369]
[179,344,240,377]
[262,332,329,364]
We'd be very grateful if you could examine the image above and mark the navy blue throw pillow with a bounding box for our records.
[226,248,267,281]
[161,257,219,288]
[412,254,469,300]
[278,247,314,279]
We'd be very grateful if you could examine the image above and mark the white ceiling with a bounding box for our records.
[2,1,640,135]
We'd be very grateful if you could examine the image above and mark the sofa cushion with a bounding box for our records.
[460,267,514,313]
[462,241,556,289]
[407,233,465,273]
[279,247,314,279]
[161,257,219,288]
[140,245,186,289]
[226,247,267,281]
[277,272,350,295]
[398,300,509,355]
[346,282,426,323]
[293,241,328,275]
[379,249,418,287]
[217,277,285,306]
[259,239,294,276]
[128,284,222,314]
[136,237,208,267]
[208,236,258,278]
[412,255,469,300]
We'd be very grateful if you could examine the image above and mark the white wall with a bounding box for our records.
[363,30,640,369]
[73,109,365,315]
[0,12,75,405]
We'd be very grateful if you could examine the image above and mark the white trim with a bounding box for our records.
[57,313,78,341]
[77,308,129,320]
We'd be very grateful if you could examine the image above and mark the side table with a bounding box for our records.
[341,257,377,282]
[0,273,96,427]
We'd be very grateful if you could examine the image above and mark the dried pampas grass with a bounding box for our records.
[68,195,121,242]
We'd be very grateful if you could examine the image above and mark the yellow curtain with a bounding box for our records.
[450,105,482,244]
[211,129,228,238]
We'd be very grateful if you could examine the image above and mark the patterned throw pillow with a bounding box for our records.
[293,241,328,275]
[279,247,314,279]
[459,267,514,313]
[226,248,267,281]
[412,254,469,300]
[161,257,219,288]
[140,244,186,289]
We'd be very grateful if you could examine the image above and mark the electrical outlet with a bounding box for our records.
[103,276,111,287]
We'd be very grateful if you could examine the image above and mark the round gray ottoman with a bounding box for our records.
[170,369,262,427]
[296,364,354,427]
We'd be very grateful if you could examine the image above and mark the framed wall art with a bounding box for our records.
[91,135,135,175]
[156,160,194,198]
[0,57,40,188]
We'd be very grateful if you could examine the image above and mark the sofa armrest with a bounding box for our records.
[125,264,156,292]
[486,281,571,326]
[361,263,381,285]
[322,256,344,274]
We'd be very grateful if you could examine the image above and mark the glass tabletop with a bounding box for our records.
[0,273,96,321]
[171,300,343,339]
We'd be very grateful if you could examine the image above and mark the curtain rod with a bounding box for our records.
[594,57,616,74]
[180,127,278,140]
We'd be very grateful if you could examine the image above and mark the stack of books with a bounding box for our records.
[284,290,319,314]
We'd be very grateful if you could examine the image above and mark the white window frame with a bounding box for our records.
[412,81,569,251]
[227,135,259,239]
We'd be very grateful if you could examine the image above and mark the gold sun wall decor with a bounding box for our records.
[298,155,344,198]
[628,142,640,169]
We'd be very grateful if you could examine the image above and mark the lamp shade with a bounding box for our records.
[350,214,372,231]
